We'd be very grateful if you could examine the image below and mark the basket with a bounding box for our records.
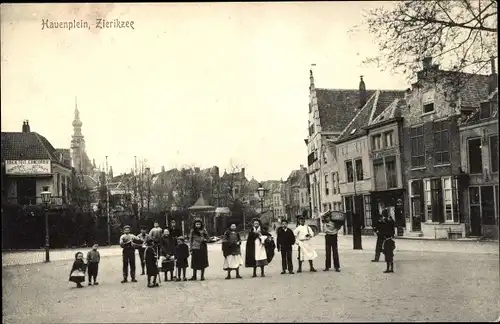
[330,211,346,222]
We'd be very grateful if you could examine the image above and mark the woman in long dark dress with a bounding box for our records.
[144,239,159,287]
[189,218,209,281]
[245,218,275,278]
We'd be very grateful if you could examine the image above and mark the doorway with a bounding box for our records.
[469,187,482,236]
[16,178,37,205]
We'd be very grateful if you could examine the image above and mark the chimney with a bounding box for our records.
[423,57,432,70]
[359,76,367,109]
[489,57,498,94]
[241,168,246,179]
[22,120,31,133]
[161,166,165,173]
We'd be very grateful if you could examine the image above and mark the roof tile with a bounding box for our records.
[1,132,60,162]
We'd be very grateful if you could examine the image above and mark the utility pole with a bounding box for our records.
[106,156,111,246]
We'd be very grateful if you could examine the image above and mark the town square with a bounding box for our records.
[1,2,499,323]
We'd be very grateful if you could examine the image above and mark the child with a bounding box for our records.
[222,223,244,279]
[86,244,100,286]
[382,237,396,273]
[174,236,189,282]
[69,252,87,288]
[276,219,296,274]
[144,239,159,287]
[189,218,209,281]
[160,229,176,282]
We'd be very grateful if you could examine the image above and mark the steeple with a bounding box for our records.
[72,97,83,128]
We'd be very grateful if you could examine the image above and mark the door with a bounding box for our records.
[410,180,423,232]
[469,187,482,236]
[16,178,37,205]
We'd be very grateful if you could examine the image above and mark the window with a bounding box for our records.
[442,177,453,222]
[410,126,425,167]
[328,203,332,211]
[301,192,304,204]
[346,160,354,182]
[479,102,492,119]
[323,151,328,164]
[323,203,328,212]
[385,131,394,147]
[364,195,372,227]
[434,120,450,165]
[424,179,432,221]
[373,159,386,190]
[372,134,382,150]
[332,173,337,195]
[355,159,364,181]
[490,135,498,173]
[386,156,397,188]
[423,103,435,113]
[324,174,329,195]
[468,138,483,174]
[336,172,340,193]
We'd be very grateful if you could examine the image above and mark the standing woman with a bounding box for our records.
[293,216,318,273]
[222,223,244,279]
[189,218,209,281]
[245,218,274,278]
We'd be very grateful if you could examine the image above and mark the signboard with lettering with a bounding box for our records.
[369,147,399,160]
[5,160,51,175]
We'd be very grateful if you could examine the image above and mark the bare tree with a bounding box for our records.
[359,0,497,84]
[218,163,248,208]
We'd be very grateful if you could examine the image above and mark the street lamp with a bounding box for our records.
[256,184,268,215]
[40,187,52,263]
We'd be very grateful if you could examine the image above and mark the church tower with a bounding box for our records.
[70,97,86,174]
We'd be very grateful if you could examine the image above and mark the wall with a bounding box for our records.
[367,121,404,190]
[337,136,372,195]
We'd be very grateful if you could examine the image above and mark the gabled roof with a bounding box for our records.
[1,132,62,163]
[459,88,498,127]
[336,92,378,143]
[336,89,406,143]
[316,88,377,133]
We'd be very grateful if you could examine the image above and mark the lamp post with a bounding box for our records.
[256,184,268,215]
[40,187,52,262]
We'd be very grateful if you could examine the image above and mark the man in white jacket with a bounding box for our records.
[293,216,317,273]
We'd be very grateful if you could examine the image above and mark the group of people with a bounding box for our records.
[69,210,397,288]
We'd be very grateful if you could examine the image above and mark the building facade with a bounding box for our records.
[459,87,498,239]
[335,89,405,234]
[1,121,75,206]
[306,70,375,224]
[283,166,310,219]
[401,58,491,238]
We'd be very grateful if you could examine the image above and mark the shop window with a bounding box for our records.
[364,195,372,227]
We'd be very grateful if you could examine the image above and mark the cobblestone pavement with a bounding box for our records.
[2,237,499,323]
[2,234,498,267]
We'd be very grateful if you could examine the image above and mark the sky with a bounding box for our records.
[1,2,408,182]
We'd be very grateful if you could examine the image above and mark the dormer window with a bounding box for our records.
[350,128,357,135]
[479,102,491,119]
[422,89,435,114]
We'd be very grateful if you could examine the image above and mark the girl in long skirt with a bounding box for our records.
[222,223,243,279]
[69,252,87,288]
[189,218,209,281]
[245,218,274,278]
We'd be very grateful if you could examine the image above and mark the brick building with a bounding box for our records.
[458,63,498,239]
[283,166,310,219]
[402,57,492,238]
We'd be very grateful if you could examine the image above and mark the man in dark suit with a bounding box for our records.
[276,219,296,274]
[372,209,388,262]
